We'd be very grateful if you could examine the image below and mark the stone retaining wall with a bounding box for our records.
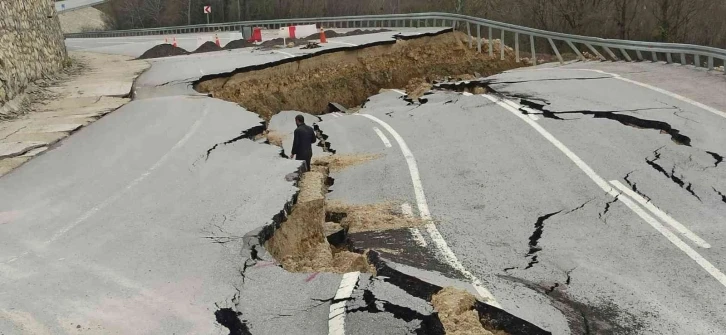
[0,0,67,108]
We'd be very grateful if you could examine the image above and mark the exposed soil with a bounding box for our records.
[313,153,380,172]
[193,41,223,54]
[327,201,425,233]
[432,287,504,335]
[196,31,521,120]
[265,130,286,147]
[265,164,374,274]
[224,39,257,50]
[137,44,189,60]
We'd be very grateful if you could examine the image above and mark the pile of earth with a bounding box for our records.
[302,29,392,40]
[193,41,223,54]
[137,44,189,60]
[259,38,306,48]
[224,39,257,49]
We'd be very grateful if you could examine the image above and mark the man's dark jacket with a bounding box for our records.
[291,123,316,159]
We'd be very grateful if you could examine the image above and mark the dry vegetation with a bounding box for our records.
[432,287,504,335]
[313,153,381,172]
[327,201,426,233]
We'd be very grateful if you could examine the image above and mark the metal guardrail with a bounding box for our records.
[64,12,726,72]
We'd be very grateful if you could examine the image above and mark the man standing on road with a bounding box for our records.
[290,115,316,171]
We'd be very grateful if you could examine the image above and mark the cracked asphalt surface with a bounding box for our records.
[3,28,726,334]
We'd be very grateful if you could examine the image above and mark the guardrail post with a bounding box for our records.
[530,35,536,65]
[695,55,701,68]
[708,56,714,70]
[635,50,644,61]
[680,53,686,65]
[565,40,585,61]
[488,27,493,58]
[466,22,472,48]
[666,52,673,63]
[619,48,633,62]
[500,30,505,60]
[602,46,618,61]
[651,51,657,62]
[547,38,564,64]
[477,25,482,53]
[515,32,520,62]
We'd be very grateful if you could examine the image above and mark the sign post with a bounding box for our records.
[203,6,212,24]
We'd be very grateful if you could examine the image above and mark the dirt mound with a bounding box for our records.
[345,29,391,36]
[193,41,223,54]
[265,130,286,147]
[197,31,522,120]
[432,287,498,335]
[137,44,189,60]
[303,29,391,40]
[224,39,257,49]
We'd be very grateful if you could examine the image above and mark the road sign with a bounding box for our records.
[203,6,211,14]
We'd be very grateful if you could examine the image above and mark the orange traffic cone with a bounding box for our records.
[319,28,327,43]
[172,37,178,47]
[215,34,221,47]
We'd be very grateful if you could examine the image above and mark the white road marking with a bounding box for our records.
[610,180,711,249]
[500,98,540,121]
[272,50,296,58]
[402,203,428,247]
[390,89,406,96]
[327,41,359,47]
[46,107,210,245]
[536,68,726,119]
[462,92,474,96]
[331,113,340,118]
[372,127,392,148]
[357,114,501,308]
[328,271,360,335]
[483,93,726,288]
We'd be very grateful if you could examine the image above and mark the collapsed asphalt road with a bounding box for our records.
[4,25,726,334]
[314,67,726,334]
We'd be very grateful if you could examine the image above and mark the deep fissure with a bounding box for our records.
[706,151,724,168]
[525,211,562,269]
[645,148,702,201]
[623,171,650,202]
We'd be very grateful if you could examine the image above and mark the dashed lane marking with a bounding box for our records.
[328,271,360,335]
[357,113,501,308]
[484,93,726,289]
[402,203,427,247]
[372,127,392,148]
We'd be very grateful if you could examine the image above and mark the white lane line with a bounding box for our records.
[402,203,427,248]
[357,114,501,308]
[483,93,726,288]
[327,41,359,47]
[462,92,474,96]
[45,108,210,245]
[390,89,406,96]
[537,68,726,119]
[272,50,296,58]
[372,127,392,148]
[328,271,360,335]
[610,180,711,249]
[500,98,540,121]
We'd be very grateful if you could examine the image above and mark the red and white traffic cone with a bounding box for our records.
[215,34,221,47]
[172,37,178,48]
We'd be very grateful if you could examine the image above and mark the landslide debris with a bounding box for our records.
[224,39,257,50]
[265,163,374,274]
[137,44,189,59]
[432,287,503,335]
[197,31,520,120]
